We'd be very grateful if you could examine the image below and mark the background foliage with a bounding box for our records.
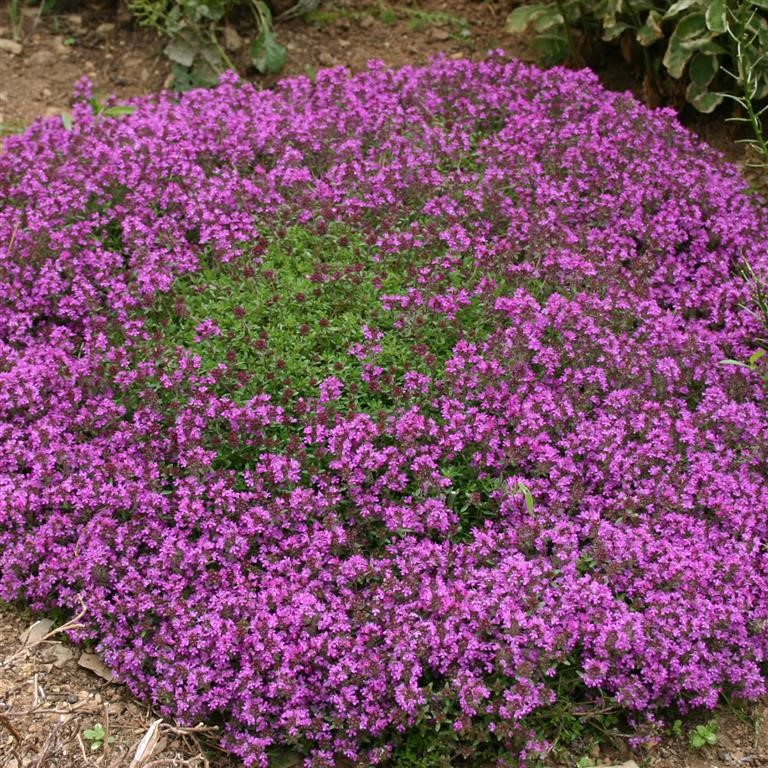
[508,0,768,114]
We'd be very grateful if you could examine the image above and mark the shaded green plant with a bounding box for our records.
[689,719,718,748]
[83,723,117,751]
[506,0,768,113]
[127,0,291,88]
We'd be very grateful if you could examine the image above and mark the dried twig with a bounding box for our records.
[0,712,22,743]
[2,595,88,666]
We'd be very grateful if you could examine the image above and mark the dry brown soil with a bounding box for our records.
[0,1,766,767]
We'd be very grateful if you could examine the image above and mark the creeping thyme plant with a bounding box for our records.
[1,58,767,767]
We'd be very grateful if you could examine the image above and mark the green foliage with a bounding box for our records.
[83,723,117,751]
[689,720,718,748]
[720,260,768,383]
[139,222,481,419]
[7,0,57,41]
[506,0,768,113]
[127,0,295,88]
[722,3,768,170]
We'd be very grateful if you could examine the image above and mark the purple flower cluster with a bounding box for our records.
[1,56,767,766]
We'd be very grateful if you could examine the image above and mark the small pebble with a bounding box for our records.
[0,38,23,55]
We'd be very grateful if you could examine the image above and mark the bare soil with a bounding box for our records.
[0,1,766,766]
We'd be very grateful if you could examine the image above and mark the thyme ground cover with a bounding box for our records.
[1,57,767,766]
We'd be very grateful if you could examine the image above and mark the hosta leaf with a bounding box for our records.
[686,82,724,112]
[533,6,566,32]
[663,0,700,18]
[636,10,664,46]
[506,4,555,34]
[705,0,726,33]
[600,0,619,26]
[699,40,727,55]
[663,13,710,77]
[674,12,708,40]
[603,21,630,41]
[688,52,719,86]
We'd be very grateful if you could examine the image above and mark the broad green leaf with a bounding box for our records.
[688,52,718,86]
[636,10,664,46]
[533,6,566,32]
[686,82,724,112]
[664,38,695,78]
[603,21,630,41]
[663,13,709,77]
[600,0,619,27]
[164,36,195,67]
[506,4,554,34]
[251,27,286,74]
[705,0,726,33]
[663,0,700,18]
[674,12,708,40]
[698,40,727,55]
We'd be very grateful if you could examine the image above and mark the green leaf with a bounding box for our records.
[164,36,196,67]
[688,52,719,86]
[515,482,535,514]
[102,105,137,118]
[663,0,700,18]
[532,6,566,33]
[663,13,710,78]
[686,82,724,112]
[749,348,767,365]
[674,12,708,40]
[636,9,664,46]
[603,21,630,41]
[506,4,556,34]
[704,0,726,33]
[698,40,727,55]
[251,26,286,74]
[61,111,73,131]
[84,724,105,740]
[719,359,752,368]
[748,0,768,8]
[600,0,620,27]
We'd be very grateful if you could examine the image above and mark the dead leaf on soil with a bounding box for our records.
[19,618,54,646]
